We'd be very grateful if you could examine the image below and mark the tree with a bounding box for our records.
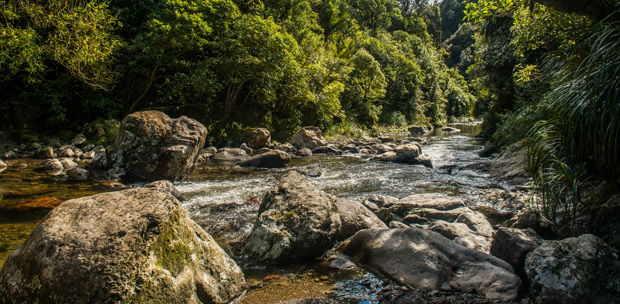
[342,49,387,127]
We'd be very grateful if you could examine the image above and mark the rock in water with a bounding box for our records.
[249,128,271,149]
[245,171,341,263]
[0,188,246,304]
[525,234,620,304]
[370,144,433,168]
[289,126,326,150]
[109,111,207,182]
[237,150,291,168]
[335,228,522,302]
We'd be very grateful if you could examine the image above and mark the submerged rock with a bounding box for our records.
[245,171,341,263]
[336,228,521,302]
[371,144,432,168]
[108,110,207,182]
[526,234,620,304]
[2,197,63,212]
[0,188,246,304]
[237,150,291,168]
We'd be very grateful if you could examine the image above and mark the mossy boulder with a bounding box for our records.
[108,111,207,182]
[245,171,341,263]
[0,188,246,304]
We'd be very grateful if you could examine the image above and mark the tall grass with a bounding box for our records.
[528,19,620,227]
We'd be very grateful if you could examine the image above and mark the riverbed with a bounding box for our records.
[0,124,519,303]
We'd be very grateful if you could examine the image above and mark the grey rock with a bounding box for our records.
[404,207,474,224]
[503,207,557,239]
[249,128,271,149]
[526,234,620,304]
[455,212,494,238]
[275,142,296,153]
[211,148,248,163]
[239,143,253,155]
[59,158,78,170]
[89,150,108,169]
[2,151,16,159]
[41,158,63,175]
[71,134,87,146]
[34,146,54,159]
[312,146,341,155]
[82,150,95,159]
[491,228,542,284]
[454,234,491,253]
[109,111,207,182]
[245,172,341,263]
[297,148,313,157]
[237,150,291,168]
[336,199,387,240]
[145,180,185,201]
[389,221,409,228]
[289,126,326,150]
[427,220,474,239]
[408,126,430,135]
[0,188,246,304]
[336,228,521,301]
[66,167,90,181]
[385,193,466,217]
[371,144,432,168]
[57,147,75,158]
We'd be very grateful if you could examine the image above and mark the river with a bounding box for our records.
[1,123,513,303]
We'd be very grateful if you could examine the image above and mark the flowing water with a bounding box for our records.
[0,123,507,303]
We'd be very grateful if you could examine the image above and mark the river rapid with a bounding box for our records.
[1,123,520,303]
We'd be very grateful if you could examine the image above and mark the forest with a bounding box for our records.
[2,0,620,303]
[3,0,619,218]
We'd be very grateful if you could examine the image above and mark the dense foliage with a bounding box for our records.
[0,0,475,143]
[466,0,620,225]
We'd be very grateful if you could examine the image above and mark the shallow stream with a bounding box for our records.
[0,123,512,303]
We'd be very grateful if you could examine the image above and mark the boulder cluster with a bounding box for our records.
[1,112,619,303]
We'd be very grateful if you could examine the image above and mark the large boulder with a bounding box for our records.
[108,111,207,182]
[248,128,271,149]
[245,171,341,263]
[336,199,387,240]
[491,228,542,285]
[371,144,432,168]
[336,228,522,301]
[289,127,326,150]
[0,188,246,304]
[237,150,291,168]
[525,234,620,304]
